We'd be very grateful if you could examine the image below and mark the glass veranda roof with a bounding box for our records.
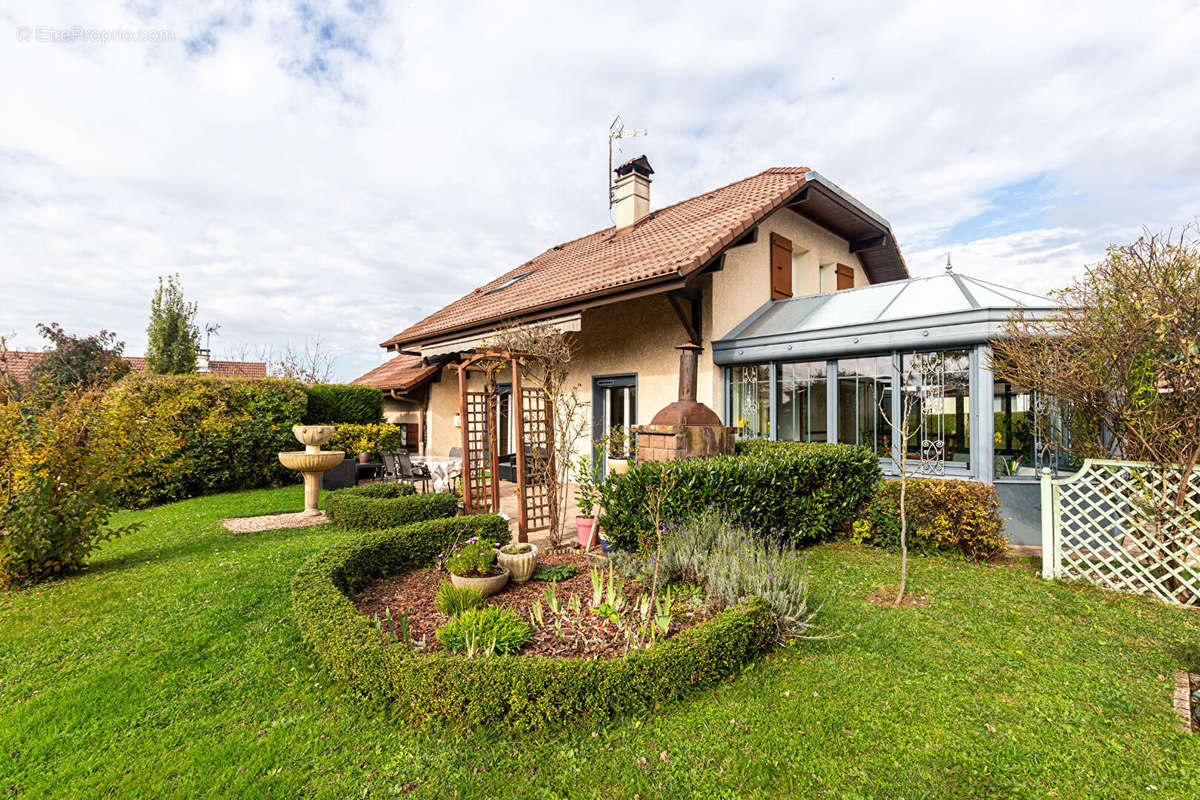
[714,271,1060,364]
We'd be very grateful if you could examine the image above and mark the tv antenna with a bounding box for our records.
[205,322,221,352]
[608,115,648,208]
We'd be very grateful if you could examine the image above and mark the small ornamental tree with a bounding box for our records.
[993,227,1200,603]
[26,322,130,394]
[876,355,928,606]
[145,274,200,374]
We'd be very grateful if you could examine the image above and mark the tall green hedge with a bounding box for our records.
[599,441,880,550]
[303,384,383,425]
[103,374,308,507]
[324,483,458,530]
[291,515,775,728]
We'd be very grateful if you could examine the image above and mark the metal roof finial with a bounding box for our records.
[945,252,953,273]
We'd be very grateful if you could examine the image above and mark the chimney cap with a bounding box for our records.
[614,155,654,179]
[675,342,703,352]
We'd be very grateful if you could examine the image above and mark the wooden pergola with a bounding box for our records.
[450,350,555,542]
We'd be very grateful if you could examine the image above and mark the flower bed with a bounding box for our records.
[291,515,776,728]
[354,551,716,659]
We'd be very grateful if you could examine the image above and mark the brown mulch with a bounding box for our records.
[352,551,712,659]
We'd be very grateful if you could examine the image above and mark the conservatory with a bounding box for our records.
[712,269,1066,545]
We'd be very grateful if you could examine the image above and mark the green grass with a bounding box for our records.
[2,487,1199,798]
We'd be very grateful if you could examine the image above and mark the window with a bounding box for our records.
[486,270,533,293]
[901,349,971,470]
[777,361,828,442]
[730,365,771,439]
[993,381,1076,478]
[836,356,892,456]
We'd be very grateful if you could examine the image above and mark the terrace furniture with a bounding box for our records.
[320,458,358,491]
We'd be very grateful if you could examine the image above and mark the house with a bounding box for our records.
[1,349,266,383]
[348,353,441,449]
[378,156,1062,545]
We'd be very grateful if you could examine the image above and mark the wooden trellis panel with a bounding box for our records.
[518,387,555,535]
[1042,460,1200,608]
[461,390,499,514]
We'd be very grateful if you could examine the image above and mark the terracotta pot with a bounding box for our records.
[357,452,370,464]
[576,516,599,550]
[497,543,538,583]
[449,566,510,597]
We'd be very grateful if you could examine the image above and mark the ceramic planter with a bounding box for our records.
[576,516,599,550]
[607,458,630,477]
[449,566,510,597]
[357,452,371,464]
[497,543,538,583]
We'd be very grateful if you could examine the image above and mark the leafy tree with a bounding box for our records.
[145,274,199,374]
[26,322,130,393]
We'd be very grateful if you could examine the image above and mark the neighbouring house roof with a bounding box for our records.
[382,167,908,350]
[712,271,1060,365]
[349,354,441,396]
[0,351,267,383]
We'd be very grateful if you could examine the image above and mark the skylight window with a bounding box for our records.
[487,270,533,293]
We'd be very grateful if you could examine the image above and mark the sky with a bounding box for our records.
[2,1,1198,382]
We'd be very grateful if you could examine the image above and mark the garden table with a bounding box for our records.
[412,456,462,492]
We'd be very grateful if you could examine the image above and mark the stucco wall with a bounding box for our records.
[382,397,420,425]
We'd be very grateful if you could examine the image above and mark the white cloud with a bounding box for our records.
[1,0,1198,379]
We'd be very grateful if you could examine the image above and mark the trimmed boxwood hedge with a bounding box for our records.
[323,483,457,530]
[599,441,881,551]
[303,384,383,426]
[291,515,776,727]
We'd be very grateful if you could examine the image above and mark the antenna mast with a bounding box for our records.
[608,115,648,208]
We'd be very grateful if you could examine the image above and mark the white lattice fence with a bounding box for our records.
[1041,460,1200,608]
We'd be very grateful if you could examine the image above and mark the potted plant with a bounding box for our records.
[444,537,509,597]
[496,542,539,583]
[603,425,635,477]
[352,436,373,464]
[574,453,600,550]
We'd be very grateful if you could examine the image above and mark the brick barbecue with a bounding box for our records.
[632,344,736,463]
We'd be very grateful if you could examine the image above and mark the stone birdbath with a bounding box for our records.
[278,425,345,517]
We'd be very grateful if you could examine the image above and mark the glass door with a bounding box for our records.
[591,375,637,477]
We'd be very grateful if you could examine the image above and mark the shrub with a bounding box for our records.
[303,384,383,426]
[324,485,457,531]
[436,606,531,655]
[599,442,880,551]
[291,515,774,727]
[325,423,407,458]
[444,538,496,577]
[434,582,484,617]
[853,478,1007,561]
[102,373,308,507]
[621,510,818,638]
[1,385,138,586]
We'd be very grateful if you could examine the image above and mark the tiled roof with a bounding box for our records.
[350,354,441,394]
[0,351,266,383]
[383,166,907,349]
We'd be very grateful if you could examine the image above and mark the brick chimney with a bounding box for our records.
[612,155,653,229]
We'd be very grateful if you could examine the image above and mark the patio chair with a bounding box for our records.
[396,450,431,493]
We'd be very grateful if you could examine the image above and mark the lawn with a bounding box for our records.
[2,487,1198,799]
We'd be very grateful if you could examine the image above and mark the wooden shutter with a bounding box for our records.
[404,423,419,448]
[836,263,855,291]
[770,232,792,299]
